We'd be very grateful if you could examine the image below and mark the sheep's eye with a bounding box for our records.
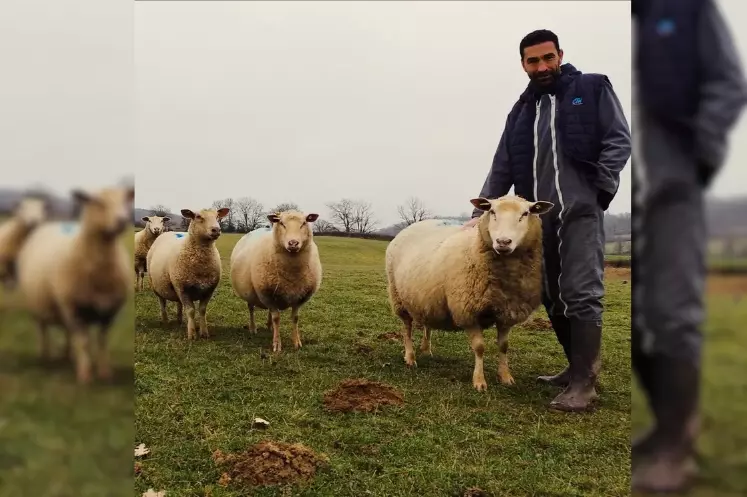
[520,211,529,219]
[301,222,307,227]
[279,221,285,228]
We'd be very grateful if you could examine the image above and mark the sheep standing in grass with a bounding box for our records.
[230,210,322,352]
[0,196,47,290]
[385,195,553,391]
[147,207,228,340]
[134,215,170,292]
[15,187,134,384]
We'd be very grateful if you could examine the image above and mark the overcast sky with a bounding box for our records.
[134,0,634,226]
[1,1,745,225]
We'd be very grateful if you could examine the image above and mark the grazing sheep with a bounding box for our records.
[15,187,134,384]
[134,215,170,291]
[230,210,322,352]
[385,195,553,391]
[0,196,47,289]
[147,207,228,340]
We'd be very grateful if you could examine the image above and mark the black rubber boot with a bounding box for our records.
[537,315,572,387]
[632,355,701,493]
[548,319,601,412]
[631,333,660,462]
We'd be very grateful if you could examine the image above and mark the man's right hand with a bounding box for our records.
[461,217,480,230]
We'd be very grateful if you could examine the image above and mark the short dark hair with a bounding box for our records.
[519,29,560,59]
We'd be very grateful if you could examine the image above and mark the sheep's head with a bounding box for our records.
[181,208,229,241]
[268,210,319,254]
[470,195,553,255]
[73,186,135,239]
[15,196,46,227]
[142,215,170,236]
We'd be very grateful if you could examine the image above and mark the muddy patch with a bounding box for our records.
[525,318,553,331]
[462,488,490,497]
[706,274,747,296]
[212,441,329,489]
[377,332,400,341]
[605,267,631,281]
[323,379,404,413]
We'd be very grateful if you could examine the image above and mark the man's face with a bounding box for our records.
[521,41,563,86]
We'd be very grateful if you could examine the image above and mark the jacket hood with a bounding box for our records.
[520,63,582,102]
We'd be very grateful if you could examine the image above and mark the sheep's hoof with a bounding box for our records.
[98,365,113,381]
[199,329,210,339]
[404,356,417,368]
[272,342,282,353]
[76,369,93,385]
[472,379,488,392]
[420,346,432,356]
[498,373,516,386]
[294,341,302,350]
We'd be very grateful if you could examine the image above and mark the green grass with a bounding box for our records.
[0,235,134,497]
[631,276,747,497]
[135,235,631,496]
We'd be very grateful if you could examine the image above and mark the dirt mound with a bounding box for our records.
[605,267,631,280]
[525,318,553,331]
[323,379,404,413]
[212,441,329,489]
[354,344,374,355]
[377,332,400,341]
[707,274,747,296]
[463,488,489,497]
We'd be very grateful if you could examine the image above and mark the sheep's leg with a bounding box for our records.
[175,301,183,324]
[467,328,487,392]
[96,321,115,381]
[176,293,197,340]
[158,296,168,324]
[247,303,256,334]
[38,322,50,362]
[401,315,417,367]
[266,311,272,331]
[62,327,72,361]
[270,310,282,352]
[134,268,140,291]
[197,295,212,338]
[496,326,515,385]
[420,326,432,356]
[291,306,302,350]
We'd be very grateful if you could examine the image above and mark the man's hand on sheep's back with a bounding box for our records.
[461,217,480,230]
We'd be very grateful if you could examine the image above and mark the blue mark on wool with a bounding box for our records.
[572,97,583,106]
[656,18,675,36]
[173,232,187,239]
[59,222,80,235]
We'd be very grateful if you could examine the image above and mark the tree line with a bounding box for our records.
[147,197,632,236]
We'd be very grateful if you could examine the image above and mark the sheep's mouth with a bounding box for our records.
[286,246,301,253]
[493,246,513,255]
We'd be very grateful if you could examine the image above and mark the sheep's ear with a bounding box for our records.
[162,216,171,223]
[141,216,150,223]
[181,209,195,219]
[306,213,319,223]
[216,208,229,219]
[469,197,492,211]
[529,201,554,215]
[72,189,93,204]
[267,213,280,223]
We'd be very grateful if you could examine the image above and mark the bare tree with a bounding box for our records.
[269,202,300,214]
[397,196,431,226]
[352,200,377,234]
[150,204,171,217]
[326,199,356,233]
[235,196,265,232]
[313,219,337,234]
[211,198,235,231]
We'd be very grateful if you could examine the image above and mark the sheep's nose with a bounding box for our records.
[495,237,512,247]
[211,227,221,236]
[288,240,299,248]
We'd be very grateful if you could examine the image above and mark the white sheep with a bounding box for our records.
[0,196,47,290]
[147,207,228,340]
[385,194,553,391]
[134,215,170,291]
[15,186,134,384]
[230,210,322,352]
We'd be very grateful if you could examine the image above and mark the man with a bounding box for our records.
[463,29,631,412]
[631,0,747,492]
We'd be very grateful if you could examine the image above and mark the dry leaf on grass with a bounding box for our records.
[252,417,270,429]
[134,443,150,457]
[142,489,166,497]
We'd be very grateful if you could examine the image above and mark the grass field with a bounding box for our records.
[135,234,631,496]
[631,274,747,497]
[0,234,135,497]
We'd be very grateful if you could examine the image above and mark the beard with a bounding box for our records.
[529,67,561,93]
